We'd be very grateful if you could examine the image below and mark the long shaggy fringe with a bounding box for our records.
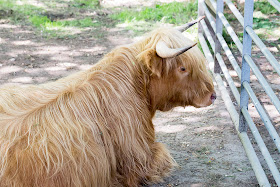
[0,28,207,187]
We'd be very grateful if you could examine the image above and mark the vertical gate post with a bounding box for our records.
[214,0,223,73]
[239,0,254,132]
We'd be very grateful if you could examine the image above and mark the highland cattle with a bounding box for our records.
[0,16,216,187]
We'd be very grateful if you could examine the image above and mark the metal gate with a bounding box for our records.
[197,0,280,185]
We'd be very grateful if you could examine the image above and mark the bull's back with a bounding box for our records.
[0,83,114,187]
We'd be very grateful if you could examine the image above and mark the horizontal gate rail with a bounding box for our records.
[197,0,280,185]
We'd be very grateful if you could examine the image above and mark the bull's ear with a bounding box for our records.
[137,48,163,77]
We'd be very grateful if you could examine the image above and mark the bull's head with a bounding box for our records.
[138,16,216,112]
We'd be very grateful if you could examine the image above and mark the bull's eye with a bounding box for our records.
[180,67,186,72]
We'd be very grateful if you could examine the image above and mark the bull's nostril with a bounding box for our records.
[210,92,217,101]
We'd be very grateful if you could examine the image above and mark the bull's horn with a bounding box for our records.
[156,40,197,58]
[176,16,205,32]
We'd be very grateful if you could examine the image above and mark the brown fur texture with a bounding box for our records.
[0,28,214,187]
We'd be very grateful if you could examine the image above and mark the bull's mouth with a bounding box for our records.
[192,91,217,108]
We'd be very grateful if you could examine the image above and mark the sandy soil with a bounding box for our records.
[0,1,279,186]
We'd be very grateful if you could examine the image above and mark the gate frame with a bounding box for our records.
[197,0,280,185]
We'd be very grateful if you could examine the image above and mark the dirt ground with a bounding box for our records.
[0,0,279,186]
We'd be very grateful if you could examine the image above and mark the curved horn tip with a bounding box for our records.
[192,42,198,47]
[176,16,206,32]
[177,42,198,56]
[198,16,206,21]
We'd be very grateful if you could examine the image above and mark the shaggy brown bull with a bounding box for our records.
[0,17,216,187]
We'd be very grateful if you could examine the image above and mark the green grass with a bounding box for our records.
[0,0,44,14]
[72,0,100,8]
[30,16,99,28]
[4,0,278,41]
[0,0,103,38]
[253,17,280,29]
[110,1,199,36]
[0,0,45,22]
[111,1,198,25]
[224,13,237,22]
[254,1,279,15]
[29,15,101,37]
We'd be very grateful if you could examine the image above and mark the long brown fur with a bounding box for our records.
[0,28,214,187]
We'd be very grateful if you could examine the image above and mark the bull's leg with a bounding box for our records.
[143,142,177,184]
[116,142,176,187]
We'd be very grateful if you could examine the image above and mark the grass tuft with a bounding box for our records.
[253,17,280,29]
[111,1,198,25]
[0,0,102,38]
[30,16,99,29]
[72,0,100,8]
[29,15,100,37]
[0,0,45,22]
